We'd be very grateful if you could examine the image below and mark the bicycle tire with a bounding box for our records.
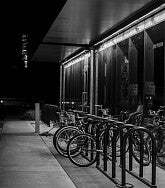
[132,134,151,166]
[156,136,165,166]
[145,130,165,166]
[53,126,82,157]
[67,133,97,167]
[100,128,129,157]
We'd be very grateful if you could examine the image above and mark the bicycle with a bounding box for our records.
[124,112,151,166]
[66,117,113,167]
[67,112,152,167]
[53,116,87,157]
[66,116,145,167]
[53,110,105,157]
[144,110,165,167]
[132,106,165,167]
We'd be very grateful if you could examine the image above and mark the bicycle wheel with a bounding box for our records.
[67,133,97,167]
[132,133,151,166]
[100,128,129,158]
[100,129,118,157]
[53,126,82,157]
[156,136,165,166]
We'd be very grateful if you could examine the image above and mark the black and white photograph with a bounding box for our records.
[0,0,165,187]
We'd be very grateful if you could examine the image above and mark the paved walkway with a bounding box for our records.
[37,122,165,188]
[0,120,165,188]
[0,120,76,188]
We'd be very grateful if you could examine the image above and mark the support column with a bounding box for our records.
[144,30,154,114]
[62,66,66,110]
[35,103,40,133]
[144,30,154,82]
[90,48,95,114]
[115,44,123,114]
[59,65,63,109]
[128,38,138,109]
[95,52,98,115]
[164,22,165,105]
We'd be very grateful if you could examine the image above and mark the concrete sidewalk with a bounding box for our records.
[38,122,165,188]
[0,120,76,188]
[1,120,165,188]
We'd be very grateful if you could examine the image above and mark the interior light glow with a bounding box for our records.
[95,3,165,47]
[144,18,154,29]
[64,52,90,68]
[63,5,165,60]
[63,50,87,66]
[24,60,28,68]
[153,10,165,24]
[99,39,115,52]
[136,23,145,33]
[98,8,165,52]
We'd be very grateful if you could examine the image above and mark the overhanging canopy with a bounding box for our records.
[32,0,164,63]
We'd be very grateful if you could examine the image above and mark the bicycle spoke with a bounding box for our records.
[67,134,97,167]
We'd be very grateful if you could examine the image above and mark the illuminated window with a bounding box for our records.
[22,34,28,68]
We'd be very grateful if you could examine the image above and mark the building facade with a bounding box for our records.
[60,5,165,116]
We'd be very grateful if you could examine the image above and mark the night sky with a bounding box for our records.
[0,61,60,105]
[0,31,60,105]
[0,3,64,106]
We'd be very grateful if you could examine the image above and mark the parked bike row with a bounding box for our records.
[40,104,165,188]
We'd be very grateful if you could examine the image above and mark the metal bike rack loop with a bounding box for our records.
[95,119,134,188]
[122,127,157,188]
[111,124,134,188]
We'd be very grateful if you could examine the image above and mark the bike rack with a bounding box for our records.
[121,127,157,188]
[87,118,105,161]
[95,119,132,187]
[95,119,110,166]
[68,112,157,188]
[95,121,157,188]
[78,114,108,162]
[110,123,135,187]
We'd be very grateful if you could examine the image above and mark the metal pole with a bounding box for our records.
[59,65,63,109]
[90,48,95,114]
[95,52,98,115]
[35,103,40,133]
[63,66,66,110]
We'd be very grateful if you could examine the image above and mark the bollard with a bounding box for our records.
[35,103,40,133]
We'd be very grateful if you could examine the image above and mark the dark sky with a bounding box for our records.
[0,29,60,105]
[0,62,60,105]
[0,2,66,105]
